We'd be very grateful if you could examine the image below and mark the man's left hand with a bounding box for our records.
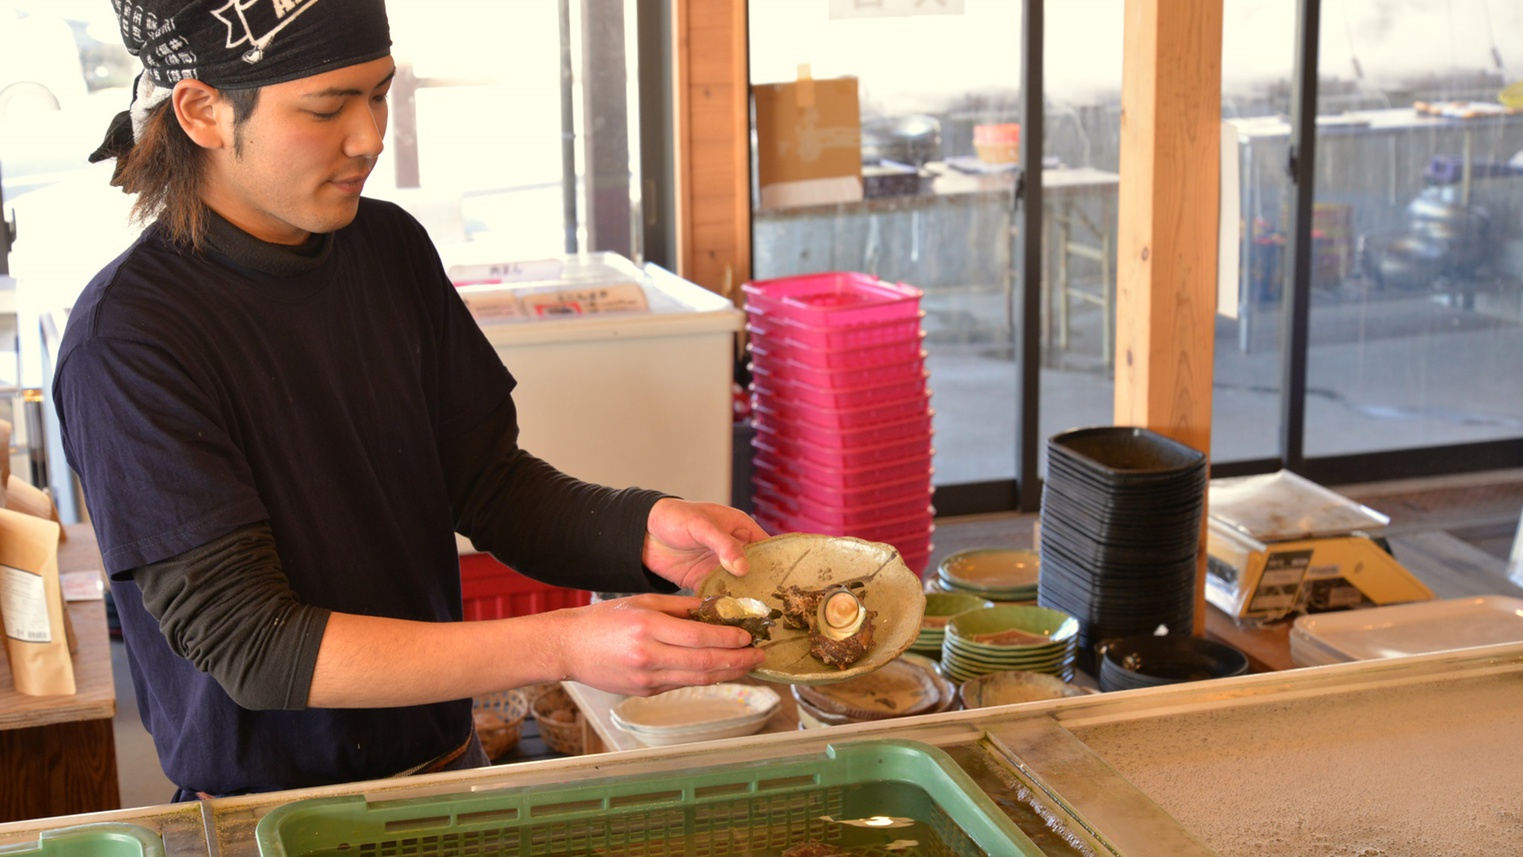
[642,498,770,591]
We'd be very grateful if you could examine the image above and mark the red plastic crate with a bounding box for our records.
[741,272,922,327]
[460,552,591,620]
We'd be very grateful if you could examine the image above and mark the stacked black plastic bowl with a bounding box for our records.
[1036,427,1208,674]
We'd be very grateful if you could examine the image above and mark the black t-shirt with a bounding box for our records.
[53,199,612,794]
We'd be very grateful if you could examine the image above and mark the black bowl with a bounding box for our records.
[1097,634,1249,692]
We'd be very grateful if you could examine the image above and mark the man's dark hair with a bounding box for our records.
[110,87,261,250]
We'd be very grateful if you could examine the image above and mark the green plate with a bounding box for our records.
[696,533,926,686]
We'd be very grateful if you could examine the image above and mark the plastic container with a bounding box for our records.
[748,324,927,370]
[747,308,925,351]
[749,342,927,389]
[751,387,932,431]
[974,123,1021,164]
[460,552,591,620]
[753,445,934,490]
[0,823,165,857]
[750,362,929,411]
[753,405,936,451]
[468,254,742,505]
[741,272,923,327]
[753,477,934,529]
[253,739,1046,857]
[755,461,934,511]
[752,421,933,471]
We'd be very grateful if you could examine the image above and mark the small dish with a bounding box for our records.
[938,548,1040,594]
[947,605,1079,649]
[612,683,780,733]
[958,670,1090,709]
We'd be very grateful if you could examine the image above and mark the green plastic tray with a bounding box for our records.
[255,739,1044,857]
[0,823,164,857]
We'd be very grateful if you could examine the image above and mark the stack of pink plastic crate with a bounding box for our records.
[742,272,935,575]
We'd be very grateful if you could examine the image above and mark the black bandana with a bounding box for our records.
[92,0,391,161]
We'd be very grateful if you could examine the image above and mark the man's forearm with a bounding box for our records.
[306,611,571,708]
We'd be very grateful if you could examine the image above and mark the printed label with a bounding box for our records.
[1,564,52,644]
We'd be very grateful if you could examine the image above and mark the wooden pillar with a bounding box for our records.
[673,0,751,298]
[1114,0,1223,635]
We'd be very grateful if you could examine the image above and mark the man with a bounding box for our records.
[54,0,766,799]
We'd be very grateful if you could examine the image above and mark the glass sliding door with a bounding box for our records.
[1302,0,1523,459]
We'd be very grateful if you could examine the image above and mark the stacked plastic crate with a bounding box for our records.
[741,272,935,575]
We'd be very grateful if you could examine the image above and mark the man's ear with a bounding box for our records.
[172,79,230,150]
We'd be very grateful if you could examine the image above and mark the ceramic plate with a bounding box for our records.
[958,669,1090,709]
[611,683,780,733]
[695,533,926,685]
[795,655,942,718]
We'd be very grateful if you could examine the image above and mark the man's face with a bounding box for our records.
[202,56,395,245]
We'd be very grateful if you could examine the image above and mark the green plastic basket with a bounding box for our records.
[0,823,165,857]
[255,739,1044,857]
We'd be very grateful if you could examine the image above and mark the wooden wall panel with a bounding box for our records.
[675,0,751,299]
[1114,0,1223,634]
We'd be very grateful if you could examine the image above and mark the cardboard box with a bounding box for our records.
[753,74,863,209]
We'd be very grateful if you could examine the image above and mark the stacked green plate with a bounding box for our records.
[929,548,1040,602]
[940,604,1079,684]
[910,593,996,657]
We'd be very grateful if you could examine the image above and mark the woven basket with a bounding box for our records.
[472,689,529,761]
[520,681,563,711]
[529,684,585,756]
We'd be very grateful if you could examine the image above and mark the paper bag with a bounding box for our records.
[0,419,11,495]
[0,508,75,695]
[753,71,863,209]
[5,473,66,541]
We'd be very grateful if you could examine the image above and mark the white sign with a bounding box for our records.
[829,0,964,19]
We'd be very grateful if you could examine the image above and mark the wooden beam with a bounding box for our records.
[673,0,751,300]
[1114,0,1223,635]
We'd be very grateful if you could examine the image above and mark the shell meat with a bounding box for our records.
[816,585,869,641]
[689,595,778,644]
[774,581,877,669]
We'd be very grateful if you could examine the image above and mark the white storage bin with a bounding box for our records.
[450,252,742,505]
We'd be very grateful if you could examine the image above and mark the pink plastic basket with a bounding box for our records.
[741,272,922,327]
[752,477,934,529]
[746,310,925,352]
[752,406,936,451]
[751,444,934,490]
[757,467,933,512]
[751,421,933,470]
[747,324,926,370]
[750,390,931,432]
[750,364,929,411]
[754,505,934,551]
[749,343,927,389]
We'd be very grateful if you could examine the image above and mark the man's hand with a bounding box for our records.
[553,594,767,696]
[642,498,770,591]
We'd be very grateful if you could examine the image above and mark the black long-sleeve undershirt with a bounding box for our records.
[133,363,669,711]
